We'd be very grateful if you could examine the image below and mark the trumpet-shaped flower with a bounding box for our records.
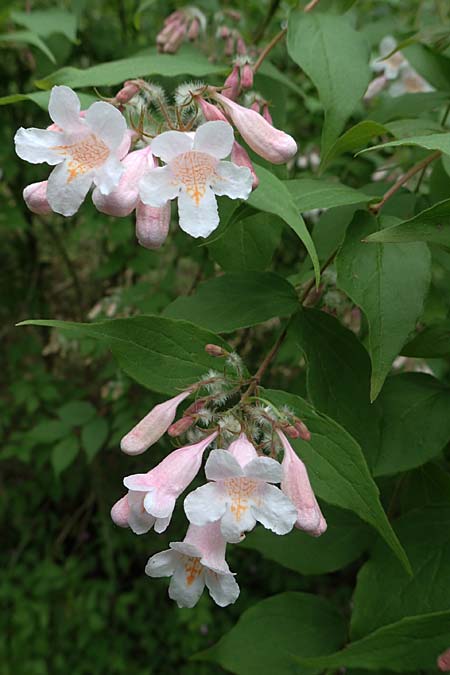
[15,85,128,217]
[184,433,297,543]
[115,432,217,535]
[121,389,191,455]
[146,522,239,608]
[277,429,327,537]
[139,121,252,238]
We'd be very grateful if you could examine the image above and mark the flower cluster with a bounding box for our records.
[15,76,297,243]
[111,346,326,608]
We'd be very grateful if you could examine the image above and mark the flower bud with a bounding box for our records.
[222,65,240,100]
[136,200,171,249]
[262,104,273,125]
[236,37,247,56]
[184,398,208,415]
[250,101,260,113]
[163,24,186,53]
[294,419,311,441]
[115,80,140,104]
[225,35,234,56]
[198,98,228,123]
[218,26,230,39]
[240,63,253,90]
[167,416,195,437]
[230,141,259,189]
[438,648,450,672]
[188,17,200,40]
[205,343,227,357]
[215,93,297,164]
[23,181,52,215]
[283,424,301,439]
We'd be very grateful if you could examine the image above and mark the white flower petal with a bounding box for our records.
[244,456,282,483]
[139,166,180,207]
[128,506,156,535]
[154,515,171,534]
[144,490,175,519]
[212,160,253,199]
[151,130,193,162]
[205,449,244,481]
[48,85,83,133]
[85,101,127,149]
[123,474,151,491]
[252,483,297,535]
[177,186,219,238]
[46,163,92,216]
[184,482,226,526]
[93,156,123,195]
[15,127,64,165]
[220,503,256,543]
[193,121,234,159]
[145,549,178,577]
[170,542,201,558]
[205,570,240,607]
[169,559,205,608]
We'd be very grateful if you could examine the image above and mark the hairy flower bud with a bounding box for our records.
[198,98,228,123]
[23,181,52,215]
[240,63,253,90]
[135,200,171,249]
[294,419,311,441]
[205,343,227,357]
[115,80,140,104]
[167,416,195,437]
[222,65,240,100]
[230,141,259,188]
[283,424,301,439]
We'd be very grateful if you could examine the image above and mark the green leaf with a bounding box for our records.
[373,373,450,476]
[336,211,431,400]
[291,309,382,468]
[11,9,78,42]
[35,46,227,89]
[285,178,373,211]
[57,400,96,426]
[19,316,231,395]
[29,420,71,444]
[51,436,80,476]
[403,319,450,357]
[243,505,371,575]
[207,212,282,272]
[287,11,371,154]
[372,91,450,124]
[81,418,108,461]
[360,132,450,157]
[294,611,450,671]
[351,506,450,639]
[403,43,450,91]
[163,272,299,332]
[321,120,390,170]
[265,388,411,573]
[249,165,320,285]
[365,197,450,246]
[0,30,55,63]
[196,592,346,675]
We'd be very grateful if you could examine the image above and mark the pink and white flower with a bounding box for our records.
[184,433,297,543]
[23,181,52,215]
[139,120,252,238]
[112,432,217,535]
[146,522,239,608]
[15,85,127,217]
[121,389,191,455]
[277,429,327,537]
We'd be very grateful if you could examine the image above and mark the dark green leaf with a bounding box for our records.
[58,400,96,426]
[0,30,55,63]
[285,178,373,211]
[403,319,450,357]
[11,9,78,42]
[81,418,108,461]
[52,436,79,476]
[365,197,450,246]
[29,420,71,444]
[321,121,390,170]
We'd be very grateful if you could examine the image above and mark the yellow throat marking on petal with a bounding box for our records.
[54,134,109,182]
[226,477,258,523]
[184,556,203,586]
[171,151,217,206]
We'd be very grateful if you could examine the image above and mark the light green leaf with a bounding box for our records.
[351,506,450,640]
[0,91,96,109]
[372,91,450,124]
[11,9,78,42]
[81,418,108,461]
[360,132,450,157]
[336,211,431,400]
[365,197,450,246]
[265,388,411,573]
[196,592,346,675]
[285,178,373,211]
[19,316,231,395]
[52,436,79,476]
[321,120,390,170]
[403,43,450,91]
[35,46,227,89]
[249,165,320,285]
[403,319,450,357]
[294,611,450,671]
[374,373,450,476]
[163,272,299,332]
[287,11,371,154]
[243,505,371,575]
[57,400,96,426]
[0,30,55,63]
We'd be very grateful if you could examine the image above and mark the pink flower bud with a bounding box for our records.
[115,80,140,104]
[135,200,171,249]
[218,26,230,39]
[163,24,186,53]
[262,104,273,125]
[93,146,152,217]
[205,343,226,357]
[121,390,192,455]
[277,429,326,536]
[230,141,259,189]
[188,17,200,40]
[225,35,234,57]
[250,101,260,113]
[110,495,130,528]
[236,36,247,56]
[23,181,52,215]
[283,425,301,439]
[198,98,228,123]
[167,416,195,437]
[294,419,311,441]
[240,63,253,90]
[184,398,208,415]
[438,648,450,672]
[215,93,297,164]
[222,65,240,100]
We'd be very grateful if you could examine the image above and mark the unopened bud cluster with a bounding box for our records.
[111,344,326,608]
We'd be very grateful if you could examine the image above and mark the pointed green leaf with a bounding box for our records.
[365,197,450,246]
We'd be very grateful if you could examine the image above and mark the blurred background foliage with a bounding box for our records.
[2,0,450,673]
